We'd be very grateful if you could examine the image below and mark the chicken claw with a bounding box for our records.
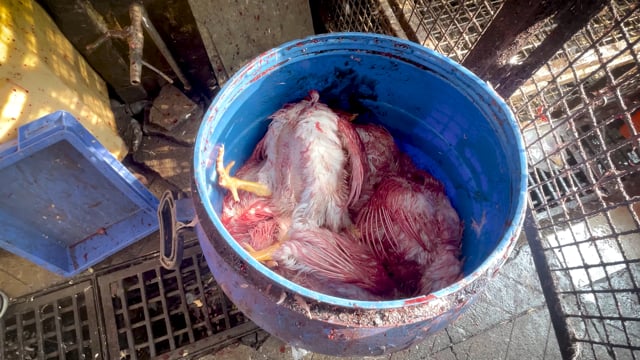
[347,224,361,239]
[242,242,281,263]
[216,145,272,201]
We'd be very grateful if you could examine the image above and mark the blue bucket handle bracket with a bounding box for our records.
[157,191,197,270]
[0,290,8,320]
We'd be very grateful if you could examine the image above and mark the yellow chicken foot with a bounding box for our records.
[347,224,361,239]
[216,144,272,201]
[242,242,282,263]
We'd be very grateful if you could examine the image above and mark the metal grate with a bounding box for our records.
[98,245,258,360]
[0,241,259,359]
[509,0,640,358]
[0,281,101,360]
[319,0,396,35]
[317,0,504,63]
[391,0,505,62]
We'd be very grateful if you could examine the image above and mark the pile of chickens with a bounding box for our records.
[216,90,463,300]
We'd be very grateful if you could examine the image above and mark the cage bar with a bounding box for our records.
[511,1,640,357]
[98,245,258,359]
[0,282,101,360]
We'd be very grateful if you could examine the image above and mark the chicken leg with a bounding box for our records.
[216,145,272,202]
[242,241,282,263]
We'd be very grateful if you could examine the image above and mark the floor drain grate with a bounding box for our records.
[98,245,258,360]
[0,281,101,360]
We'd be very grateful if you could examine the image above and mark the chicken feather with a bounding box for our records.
[218,91,464,300]
[275,228,395,296]
[257,90,365,231]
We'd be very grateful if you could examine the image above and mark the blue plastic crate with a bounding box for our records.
[0,111,160,276]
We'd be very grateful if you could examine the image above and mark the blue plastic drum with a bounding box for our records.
[192,33,527,356]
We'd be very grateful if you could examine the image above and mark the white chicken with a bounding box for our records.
[217,90,366,261]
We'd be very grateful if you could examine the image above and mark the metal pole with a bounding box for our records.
[128,3,144,86]
[131,2,192,90]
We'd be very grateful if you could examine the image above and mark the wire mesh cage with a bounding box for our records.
[315,0,640,358]
[317,0,396,35]
[392,0,505,62]
[510,1,640,358]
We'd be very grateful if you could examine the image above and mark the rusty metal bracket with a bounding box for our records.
[86,2,191,90]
